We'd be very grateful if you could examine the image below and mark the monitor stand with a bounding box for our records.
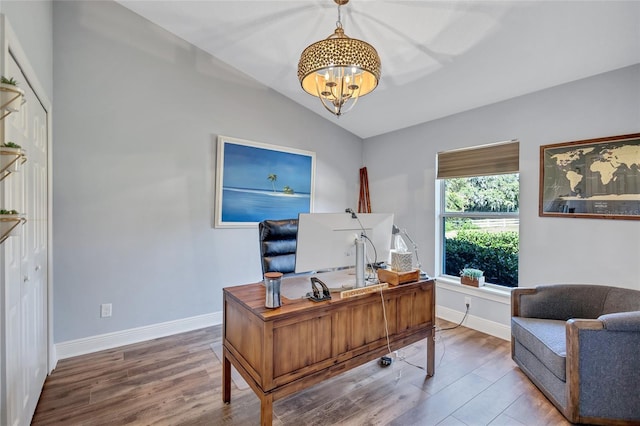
[355,235,365,288]
[280,269,379,299]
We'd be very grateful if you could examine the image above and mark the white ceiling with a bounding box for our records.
[116,1,640,139]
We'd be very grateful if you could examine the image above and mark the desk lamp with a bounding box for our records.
[392,225,427,278]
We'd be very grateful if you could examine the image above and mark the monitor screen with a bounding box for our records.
[295,212,394,274]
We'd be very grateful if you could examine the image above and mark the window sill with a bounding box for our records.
[435,276,512,305]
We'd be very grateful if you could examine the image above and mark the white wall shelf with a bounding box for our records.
[0,146,26,181]
[0,82,25,119]
[0,213,25,244]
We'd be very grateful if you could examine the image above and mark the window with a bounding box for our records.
[437,141,519,288]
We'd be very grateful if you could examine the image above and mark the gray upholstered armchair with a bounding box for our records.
[511,285,640,425]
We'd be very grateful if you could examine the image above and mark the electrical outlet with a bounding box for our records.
[100,303,112,318]
[464,296,471,308]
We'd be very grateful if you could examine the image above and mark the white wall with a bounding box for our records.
[363,64,640,337]
[52,1,362,343]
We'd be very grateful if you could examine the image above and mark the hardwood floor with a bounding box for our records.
[32,320,570,425]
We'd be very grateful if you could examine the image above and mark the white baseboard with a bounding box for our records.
[436,305,511,341]
[54,312,223,363]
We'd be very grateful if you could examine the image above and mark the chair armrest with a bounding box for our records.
[599,310,640,331]
[565,318,640,422]
[510,287,537,317]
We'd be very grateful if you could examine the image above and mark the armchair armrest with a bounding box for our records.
[565,317,640,423]
[598,310,640,331]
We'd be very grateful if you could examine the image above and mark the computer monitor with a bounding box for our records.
[294,212,395,275]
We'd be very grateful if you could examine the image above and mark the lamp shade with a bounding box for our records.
[298,26,381,116]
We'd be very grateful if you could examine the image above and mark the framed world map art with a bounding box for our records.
[539,133,640,220]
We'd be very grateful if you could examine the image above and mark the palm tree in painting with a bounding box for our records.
[267,174,277,192]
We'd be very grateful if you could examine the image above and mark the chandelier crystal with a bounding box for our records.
[297,0,381,117]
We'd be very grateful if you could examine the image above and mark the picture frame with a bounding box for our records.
[215,135,316,228]
[539,133,640,220]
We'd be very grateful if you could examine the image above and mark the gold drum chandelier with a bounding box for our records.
[298,0,381,117]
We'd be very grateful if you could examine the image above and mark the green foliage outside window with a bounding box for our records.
[445,175,519,213]
[445,229,519,287]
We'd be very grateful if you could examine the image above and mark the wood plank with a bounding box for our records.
[390,372,494,426]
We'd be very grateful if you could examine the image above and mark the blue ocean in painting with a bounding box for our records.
[222,187,311,222]
[220,142,313,223]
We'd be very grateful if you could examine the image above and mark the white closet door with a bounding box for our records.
[3,51,48,426]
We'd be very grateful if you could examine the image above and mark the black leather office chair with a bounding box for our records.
[258,219,298,275]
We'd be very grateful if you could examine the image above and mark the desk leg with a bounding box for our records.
[260,394,273,426]
[426,327,435,377]
[222,346,231,403]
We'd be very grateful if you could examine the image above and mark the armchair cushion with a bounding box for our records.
[511,317,566,381]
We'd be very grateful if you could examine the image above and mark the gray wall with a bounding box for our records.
[0,0,53,100]
[52,1,362,342]
[364,64,640,328]
[9,0,639,344]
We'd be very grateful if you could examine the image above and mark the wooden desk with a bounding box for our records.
[222,275,435,426]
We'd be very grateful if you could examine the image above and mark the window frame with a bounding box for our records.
[437,176,520,287]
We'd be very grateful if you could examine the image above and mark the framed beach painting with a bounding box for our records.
[539,133,640,220]
[215,135,316,228]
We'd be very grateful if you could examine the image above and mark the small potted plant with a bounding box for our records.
[0,76,25,113]
[0,209,24,239]
[0,141,25,173]
[460,268,485,287]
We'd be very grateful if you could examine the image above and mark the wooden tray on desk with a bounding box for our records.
[377,268,420,286]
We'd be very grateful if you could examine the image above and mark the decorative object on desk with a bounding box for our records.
[460,268,485,287]
[0,76,25,116]
[390,251,413,272]
[297,0,381,117]
[215,135,315,228]
[539,133,640,220]
[306,276,332,302]
[263,272,283,308]
[377,268,419,286]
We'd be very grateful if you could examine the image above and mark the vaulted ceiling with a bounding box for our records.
[117,1,640,138]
